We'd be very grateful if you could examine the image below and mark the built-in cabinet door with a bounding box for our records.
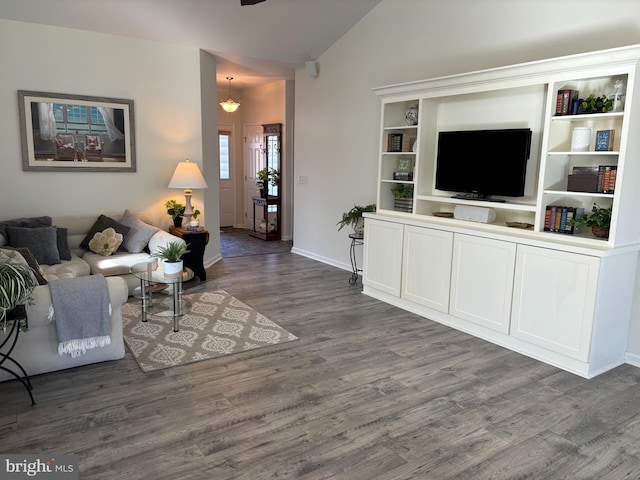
[511,245,599,362]
[363,218,404,296]
[450,234,516,333]
[402,225,453,313]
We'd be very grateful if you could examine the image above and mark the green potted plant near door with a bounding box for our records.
[336,204,376,234]
[152,240,190,277]
[256,167,279,198]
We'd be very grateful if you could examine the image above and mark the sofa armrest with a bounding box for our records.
[26,276,128,329]
[147,230,186,255]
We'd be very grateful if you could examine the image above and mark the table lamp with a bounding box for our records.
[168,159,208,227]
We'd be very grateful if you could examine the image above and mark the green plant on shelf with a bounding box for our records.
[578,94,614,114]
[391,183,414,198]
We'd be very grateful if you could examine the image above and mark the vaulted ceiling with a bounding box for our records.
[0,0,382,88]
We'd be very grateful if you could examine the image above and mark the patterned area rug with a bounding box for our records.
[122,289,298,372]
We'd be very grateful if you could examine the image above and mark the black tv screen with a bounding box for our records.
[435,128,532,198]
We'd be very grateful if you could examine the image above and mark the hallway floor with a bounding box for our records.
[219,227,292,258]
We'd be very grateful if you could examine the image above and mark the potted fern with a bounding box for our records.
[336,204,377,234]
[152,241,190,277]
[0,262,37,332]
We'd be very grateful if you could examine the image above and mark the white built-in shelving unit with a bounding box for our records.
[364,45,640,378]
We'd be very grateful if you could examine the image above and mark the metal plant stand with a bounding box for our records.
[0,305,35,406]
[348,232,364,285]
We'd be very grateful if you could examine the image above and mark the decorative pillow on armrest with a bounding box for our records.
[119,209,160,253]
[5,225,61,265]
[80,215,131,250]
[148,230,187,255]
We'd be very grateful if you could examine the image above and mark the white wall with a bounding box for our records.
[292,0,640,347]
[0,19,219,263]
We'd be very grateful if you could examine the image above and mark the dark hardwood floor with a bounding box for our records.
[2,252,640,479]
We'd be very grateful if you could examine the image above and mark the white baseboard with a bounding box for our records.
[625,352,640,368]
[290,247,351,272]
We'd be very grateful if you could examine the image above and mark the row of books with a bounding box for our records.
[556,89,579,115]
[544,206,585,234]
[386,134,416,153]
[569,165,617,194]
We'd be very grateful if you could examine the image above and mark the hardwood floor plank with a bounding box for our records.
[1,252,640,479]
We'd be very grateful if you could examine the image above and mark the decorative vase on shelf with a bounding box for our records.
[405,105,419,125]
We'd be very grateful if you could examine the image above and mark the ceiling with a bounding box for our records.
[0,0,382,89]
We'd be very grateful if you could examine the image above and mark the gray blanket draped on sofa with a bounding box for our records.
[48,274,112,358]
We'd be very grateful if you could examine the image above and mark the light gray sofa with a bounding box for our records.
[0,211,185,382]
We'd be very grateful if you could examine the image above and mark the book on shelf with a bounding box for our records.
[555,89,579,115]
[544,205,585,234]
[387,133,403,152]
[568,165,616,193]
[402,135,415,153]
[393,172,413,181]
[595,129,615,151]
[597,165,617,193]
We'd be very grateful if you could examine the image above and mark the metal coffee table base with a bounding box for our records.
[140,280,185,332]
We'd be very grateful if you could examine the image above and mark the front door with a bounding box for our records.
[244,124,263,229]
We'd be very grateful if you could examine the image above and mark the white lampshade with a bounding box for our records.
[168,159,208,190]
[168,159,208,226]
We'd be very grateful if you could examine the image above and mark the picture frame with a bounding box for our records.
[18,90,136,172]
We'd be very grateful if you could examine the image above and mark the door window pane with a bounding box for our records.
[219,132,230,179]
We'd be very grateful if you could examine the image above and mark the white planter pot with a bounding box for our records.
[163,260,183,278]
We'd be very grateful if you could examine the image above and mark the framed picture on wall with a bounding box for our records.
[18,90,136,172]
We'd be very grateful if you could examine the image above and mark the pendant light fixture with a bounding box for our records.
[220,76,240,113]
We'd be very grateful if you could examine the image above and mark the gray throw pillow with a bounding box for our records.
[119,209,160,253]
[0,216,53,245]
[81,215,131,250]
[5,225,61,265]
[56,227,72,261]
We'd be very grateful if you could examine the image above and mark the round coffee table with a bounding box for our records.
[131,259,194,332]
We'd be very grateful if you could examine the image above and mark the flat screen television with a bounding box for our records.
[435,128,533,199]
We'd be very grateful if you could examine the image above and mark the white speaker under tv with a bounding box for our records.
[453,205,497,224]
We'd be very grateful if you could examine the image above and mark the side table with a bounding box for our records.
[169,226,209,281]
[1,305,35,406]
[250,196,281,241]
[348,233,364,285]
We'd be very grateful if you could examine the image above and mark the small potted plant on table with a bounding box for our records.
[152,241,190,278]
